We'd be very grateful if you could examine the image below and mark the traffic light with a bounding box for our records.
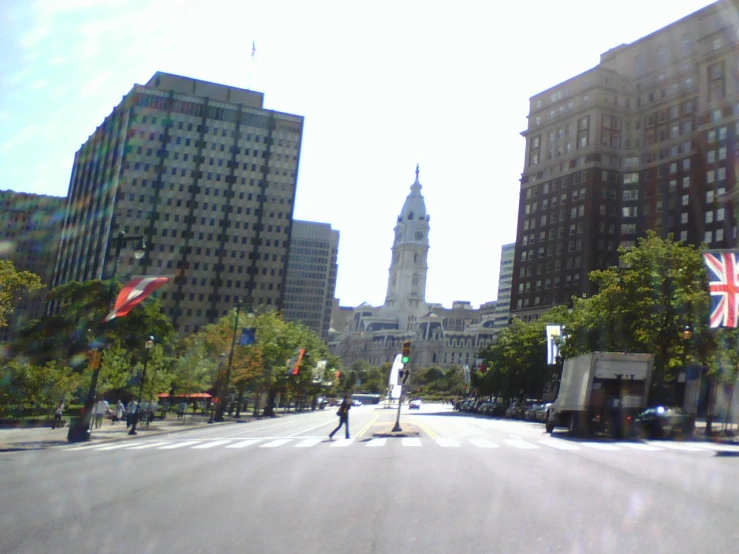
[401,340,412,364]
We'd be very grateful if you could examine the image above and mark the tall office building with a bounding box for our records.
[283,220,339,340]
[51,72,304,334]
[492,242,514,334]
[0,191,65,342]
[511,0,739,321]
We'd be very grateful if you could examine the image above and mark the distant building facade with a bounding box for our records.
[283,220,339,340]
[492,243,514,334]
[0,190,65,342]
[331,167,496,369]
[50,72,304,334]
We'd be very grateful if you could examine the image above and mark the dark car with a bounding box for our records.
[634,406,695,439]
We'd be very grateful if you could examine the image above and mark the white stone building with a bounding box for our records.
[331,167,496,369]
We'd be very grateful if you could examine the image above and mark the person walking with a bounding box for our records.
[329,395,352,440]
[94,398,109,429]
[127,397,139,435]
[52,402,64,429]
[114,400,125,425]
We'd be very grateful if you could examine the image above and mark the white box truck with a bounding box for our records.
[545,352,655,438]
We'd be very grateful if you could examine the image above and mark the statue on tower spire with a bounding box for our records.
[415,163,420,181]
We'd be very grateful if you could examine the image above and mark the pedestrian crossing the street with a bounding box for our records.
[59,436,739,455]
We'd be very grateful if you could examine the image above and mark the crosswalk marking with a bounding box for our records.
[582,442,621,451]
[651,442,703,452]
[58,436,735,454]
[65,443,109,451]
[468,438,499,449]
[192,440,232,449]
[260,439,292,448]
[159,441,201,449]
[539,439,580,451]
[96,442,139,451]
[295,439,323,448]
[618,442,663,451]
[128,441,171,450]
[226,440,261,449]
[504,439,538,450]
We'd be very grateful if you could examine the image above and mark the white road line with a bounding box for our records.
[96,442,140,451]
[367,438,386,447]
[648,442,704,452]
[192,440,232,449]
[680,442,739,452]
[402,438,422,447]
[503,439,539,450]
[436,438,460,448]
[618,442,664,451]
[225,440,262,449]
[127,441,171,450]
[468,438,499,449]
[159,441,201,449]
[581,442,621,451]
[331,438,355,447]
[260,439,292,448]
[295,439,322,448]
[539,439,580,451]
[64,443,110,451]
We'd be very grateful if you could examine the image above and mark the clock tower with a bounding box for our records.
[384,165,430,330]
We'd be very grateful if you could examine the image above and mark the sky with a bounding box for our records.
[0,0,716,309]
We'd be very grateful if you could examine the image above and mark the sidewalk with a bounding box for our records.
[0,413,256,452]
[694,418,738,443]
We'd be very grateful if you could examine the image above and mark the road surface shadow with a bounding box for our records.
[714,451,739,457]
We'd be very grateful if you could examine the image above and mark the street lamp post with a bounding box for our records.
[213,299,242,422]
[69,232,148,442]
[138,336,156,401]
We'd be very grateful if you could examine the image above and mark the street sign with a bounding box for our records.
[389,354,403,387]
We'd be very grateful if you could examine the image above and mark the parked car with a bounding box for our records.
[409,399,422,410]
[634,406,695,439]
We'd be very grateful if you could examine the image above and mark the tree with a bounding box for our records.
[0,359,81,417]
[0,260,42,329]
[12,280,175,366]
[565,232,709,404]
[479,307,570,402]
[194,309,331,417]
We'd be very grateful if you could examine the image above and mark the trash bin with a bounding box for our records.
[67,417,91,443]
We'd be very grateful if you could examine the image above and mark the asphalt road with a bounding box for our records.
[2,402,738,553]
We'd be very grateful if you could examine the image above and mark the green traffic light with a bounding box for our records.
[402,356,410,364]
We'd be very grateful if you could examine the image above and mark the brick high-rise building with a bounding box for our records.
[283,220,340,340]
[0,190,65,342]
[51,72,304,334]
[512,0,739,321]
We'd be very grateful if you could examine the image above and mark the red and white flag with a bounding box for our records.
[103,276,172,323]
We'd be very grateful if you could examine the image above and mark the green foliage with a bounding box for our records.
[478,310,564,401]
[565,232,709,402]
[12,279,175,365]
[0,260,42,329]
[0,360,82,417]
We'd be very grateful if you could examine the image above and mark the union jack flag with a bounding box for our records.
[703,251,739,328]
